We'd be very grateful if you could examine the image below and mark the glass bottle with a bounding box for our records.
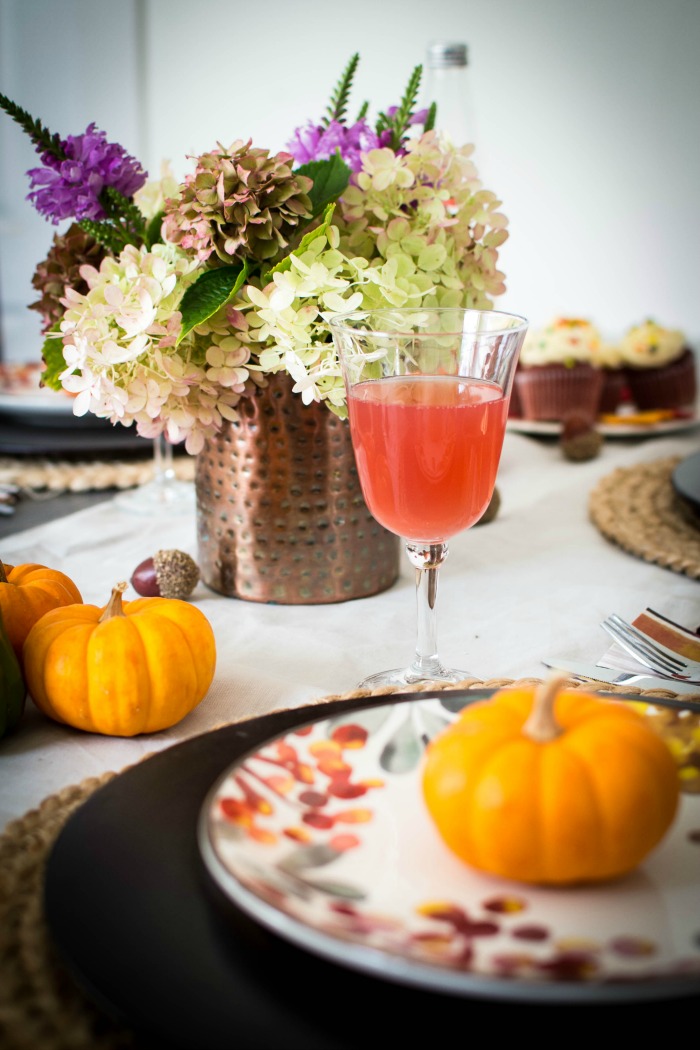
[423,41,477,149]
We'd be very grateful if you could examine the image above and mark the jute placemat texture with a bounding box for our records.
[1,675,696,1050]
[0,455,194,495]
[589,456,700,579]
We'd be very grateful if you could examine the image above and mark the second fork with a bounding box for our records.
[600,614,700,682]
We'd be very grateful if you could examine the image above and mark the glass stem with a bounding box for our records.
[405,542,449,681]
[153,433,175,486]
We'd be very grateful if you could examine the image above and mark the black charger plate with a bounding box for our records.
[44,690,700,1049]
[673,449,700,518]
[0,417,151,454]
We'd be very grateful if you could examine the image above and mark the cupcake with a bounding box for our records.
[508,374,523,418]
[617,320,697,411]
[591,339,629,415]
[514,317,604,422]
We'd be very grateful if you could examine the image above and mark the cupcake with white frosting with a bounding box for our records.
[514,317,604,422]
[591,339,628,415]
[618,320,696,411]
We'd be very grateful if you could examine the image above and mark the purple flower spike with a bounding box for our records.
[26,123,146,224]
[286,118,380,172]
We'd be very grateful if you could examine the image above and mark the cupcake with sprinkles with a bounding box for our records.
[617,320,697,412]
[591,338,629,415]
[514,317,604,422]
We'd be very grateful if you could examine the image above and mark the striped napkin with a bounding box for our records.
[599,608,700,676]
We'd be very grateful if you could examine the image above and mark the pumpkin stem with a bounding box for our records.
[0,562,7,584]
[99,582,128,623]
[522,674,569,742]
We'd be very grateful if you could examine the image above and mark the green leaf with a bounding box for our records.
[178,261,250,343]
[379,64,424,150]
[40,327,67,391]
[392,64,423,150]
[0,91,64,160]
[262,203,336,284]
[294,154,350,218]
[423,101,437,133]
[144,210,165,249]
[322,53,360,127]
[374,110,391,135]
[78,218,128,254]
[101,186,147,243]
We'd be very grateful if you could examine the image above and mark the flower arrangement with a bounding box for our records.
[1,55,509,454]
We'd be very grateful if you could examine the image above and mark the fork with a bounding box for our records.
[600,613,700,683]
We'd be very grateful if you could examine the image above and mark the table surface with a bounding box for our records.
[3,423,700,832]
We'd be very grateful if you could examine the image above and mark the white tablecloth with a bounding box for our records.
[2,427,699,832]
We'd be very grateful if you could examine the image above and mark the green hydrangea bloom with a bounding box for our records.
[227,132,510,414]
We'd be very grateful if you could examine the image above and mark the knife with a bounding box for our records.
[542,659,700,709]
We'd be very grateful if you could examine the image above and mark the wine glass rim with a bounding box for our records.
[328,307,529,338]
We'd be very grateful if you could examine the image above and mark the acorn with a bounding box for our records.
[560,413,603,462]
[131,549,200,600]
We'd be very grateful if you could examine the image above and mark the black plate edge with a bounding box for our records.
[672,450,700,518]
[43,690,491,1048]
[42,686,700,1050]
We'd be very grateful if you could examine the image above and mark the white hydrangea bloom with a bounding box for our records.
[58,242,258,453]
[133,161,181,222]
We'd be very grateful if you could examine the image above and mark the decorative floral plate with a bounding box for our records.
[198,696,700,1003]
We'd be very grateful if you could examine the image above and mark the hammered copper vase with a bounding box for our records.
[195,373,401,603]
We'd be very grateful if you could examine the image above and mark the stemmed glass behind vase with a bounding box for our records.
[330,307,527,688]
[114,433,194,515]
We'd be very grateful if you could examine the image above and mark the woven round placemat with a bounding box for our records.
[0,454,194,495]
[589,456,700,579]
[1,675,696,1050]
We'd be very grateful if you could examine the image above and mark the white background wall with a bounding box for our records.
[1,0,699,361]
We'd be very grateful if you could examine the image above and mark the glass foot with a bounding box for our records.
[114,478,195,516]
[357,666,478,690]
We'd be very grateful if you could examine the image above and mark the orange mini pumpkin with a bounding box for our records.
[0,560,83,662]
[422,677,680,886]
[23,582,216,737]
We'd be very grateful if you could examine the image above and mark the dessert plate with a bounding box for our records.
[0,361,110,428]
[0,361,152,450]
[199,695,700,1003]
[0,361,72,412]
[0,389,75,418]
[507,407,699,438]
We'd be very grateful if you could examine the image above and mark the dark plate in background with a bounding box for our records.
[0,417,152,454]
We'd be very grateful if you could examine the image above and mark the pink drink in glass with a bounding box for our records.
[348,374,508,542]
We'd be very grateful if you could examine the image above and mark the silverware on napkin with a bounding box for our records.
[542,659,700,709]
[600,613,700,682]
[0,483,18,515]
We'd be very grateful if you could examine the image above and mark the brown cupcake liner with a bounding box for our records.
[515,363,603,421]
[508,376,523,417]
[626,348,697,410]
[598,368,629,414]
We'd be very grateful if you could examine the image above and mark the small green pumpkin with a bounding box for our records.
[0,608,25,738]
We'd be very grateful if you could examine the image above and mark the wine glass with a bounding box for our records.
[114,433,194,515]
[330,306,528,688]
